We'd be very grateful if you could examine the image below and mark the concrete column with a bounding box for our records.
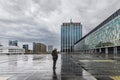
[91,50,92,53]
[99,48,101,53]
[92,49,93,53]
[105,47,108,58]
[113,47,115,54]
[92,49,94,53]
[89,50,91,53]
[84,50,86,53]
[105,47,108,54]
[113,47,117,55]
[94,49,97,53]
[116,47,117,54]
[85,50,87,53]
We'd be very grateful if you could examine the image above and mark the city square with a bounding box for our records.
[0,0,120,80]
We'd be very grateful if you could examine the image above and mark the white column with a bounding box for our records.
[105,47,108,54]
[113,47,117,54]
[94,49,97,53]
[113,47,117,56]
[99,48,101,53]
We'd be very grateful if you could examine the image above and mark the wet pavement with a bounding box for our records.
[1,53,120,80]
[0,54,61,80]
[61,53,97,80]
[0,53,96,80]
[71,53,120,80]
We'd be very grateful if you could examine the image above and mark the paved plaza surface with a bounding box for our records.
[0,53,120,80]
[70,53,120,80]
[0,54,61,80]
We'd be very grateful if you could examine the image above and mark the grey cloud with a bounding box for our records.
[0,0,61,18]
[33,0,61,13]
[0,18,39,27]
[0,19,59,46]
[76,0,120,34]
[0,0,29,17]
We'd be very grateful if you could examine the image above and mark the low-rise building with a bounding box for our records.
[0,46,25,54]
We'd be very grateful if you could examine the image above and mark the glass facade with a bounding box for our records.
[9,40,18,46]
[74,9,120,52]
[23,44,29,50]
[61,22,82,52]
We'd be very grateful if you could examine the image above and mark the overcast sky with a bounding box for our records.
[0,0,120,50]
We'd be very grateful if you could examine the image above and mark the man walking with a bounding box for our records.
[51,48,58,70]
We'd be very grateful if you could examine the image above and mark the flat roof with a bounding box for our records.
[0,46,23,49]
[61,22,82,26]
[75,9,120,45]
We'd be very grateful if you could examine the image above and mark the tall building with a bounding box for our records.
[23,44,28,50]
[74,9,120,54]
[33,42,46,53]
[61,20,82,52]
[9,40,18,46]
[48,45,53,52]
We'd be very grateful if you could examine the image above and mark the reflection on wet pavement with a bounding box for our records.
[0,54,61,80]
[71,53,120,80]
[52,69,58,80]
[1,53,120,80]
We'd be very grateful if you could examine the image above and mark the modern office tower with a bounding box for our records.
[23,44,29,50]
[9,40,18,46]
[48,45,53,52]
[61,20,82,52]
[74,9,120,54]
[33,42,46,53]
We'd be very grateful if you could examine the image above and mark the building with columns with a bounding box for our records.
[74,9,120,54]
